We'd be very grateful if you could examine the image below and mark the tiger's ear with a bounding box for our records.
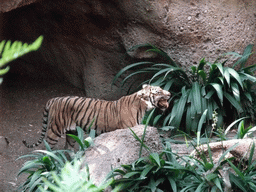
[142,84,149,89]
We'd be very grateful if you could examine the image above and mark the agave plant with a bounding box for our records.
[0,36,43,84]
[114,44,256,134]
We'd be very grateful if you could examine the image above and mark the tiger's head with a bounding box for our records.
[137,84,171,111]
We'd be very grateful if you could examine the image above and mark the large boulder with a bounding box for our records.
[1,0,255,99]
[81,125,163,186]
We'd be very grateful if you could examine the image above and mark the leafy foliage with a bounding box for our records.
[39,159,112,192]
[17,127,95,192]
[0,36,43,84]
[108,142,226,192]
[114,44,256,134]
[228,142,256,192]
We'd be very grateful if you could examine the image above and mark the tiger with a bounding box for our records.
[22,84,171,149]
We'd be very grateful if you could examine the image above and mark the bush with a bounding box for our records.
[108,142,228,192]
[39,159,111,192]
[17,127,97,192]
[114,44,256,134]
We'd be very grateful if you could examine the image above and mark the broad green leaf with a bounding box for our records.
[149,153,161,167]
[233,44,254,69]
[229,173,247,192]
[197,109,208,146]
[172,88,188,128]
[186,105,192,133]
[204,162,214,171]
[225,51,242,58]
[214,178,224,192]
[205,89,215,99]
[205,173,217,181]
[231,82,240,102]
[0,66,10,75]
[239,72,256,82]
[163,79,175,91]
[195,182,205,192]
[224,117,249,135]
[140,164,154,178]
[227,68,243,89]
[168,177,177,192]
[207,100,213,119]
[198,70,206,83]
[198,58,207,71]
[223,69,230,86]
[248,142,255,168]
[34,150,65,167]
[223,92,243,113]
[123,171,140,178]
[216,63,224,75]
[248,182,256,191]
[228,160,245,180]
[210,83,223,105]
[217,77,224,85]
[150,67,182,83]
[122,70,152,86]
[191,65,197,74]
[192,82,202,114]
[67,134,85,150]
[112,61,154,85]
[242,63,256,73]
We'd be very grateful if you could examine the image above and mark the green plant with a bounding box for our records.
[17,127,93,192]
[228,142,256,192]
[39,159,112,192]
[67,126,95,151]
[17,141,73,192]
[222,116,256,139]
[114,44,256,134]
[108,141,228,192]
[0,36,43,84]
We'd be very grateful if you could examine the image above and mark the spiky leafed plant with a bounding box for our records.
[0,36,43,84]
[17,127,94,192]
[113,44,256,134]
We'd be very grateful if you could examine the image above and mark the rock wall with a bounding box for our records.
[1,0,255,99]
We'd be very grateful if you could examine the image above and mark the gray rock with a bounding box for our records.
[191,139,256,163]
[0,136,9,154]
[81,125,163,186]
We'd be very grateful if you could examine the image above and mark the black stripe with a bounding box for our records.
[47,136,58,142]
[74,99,87,124]
[94,101,102,132]
[104,102,111,132]
[70,97,83,120]
[84,100,99,129]
[62,97,72,127]
[79,99,93,129]
[51,125,61,137]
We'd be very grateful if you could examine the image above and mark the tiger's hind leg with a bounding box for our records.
[45,128,62,149]
[65,132,77,150]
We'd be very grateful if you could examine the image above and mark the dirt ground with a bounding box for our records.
[0,74,85,192]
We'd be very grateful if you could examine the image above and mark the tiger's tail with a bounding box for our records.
[22,108,49,148]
